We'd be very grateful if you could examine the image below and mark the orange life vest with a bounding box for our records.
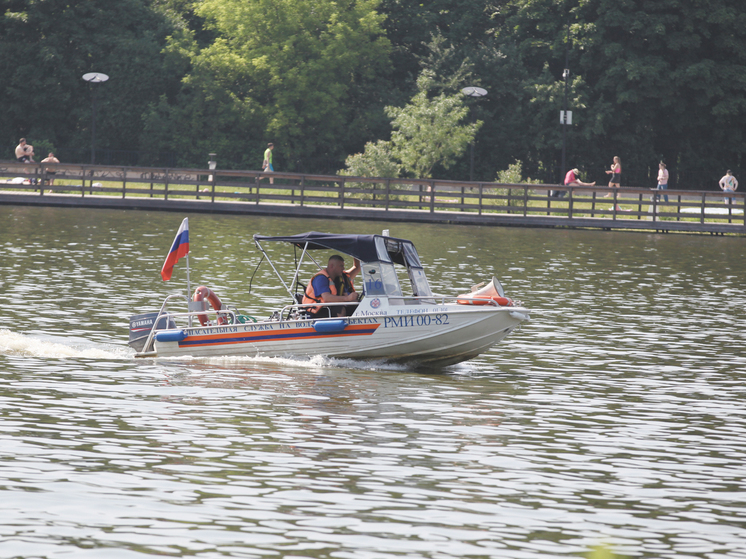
[302,270,355,314]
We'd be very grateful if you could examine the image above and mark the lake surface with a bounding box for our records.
[1,206,745,559]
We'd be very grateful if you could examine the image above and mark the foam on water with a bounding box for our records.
[158,351,420,373]
[0,329,129,360]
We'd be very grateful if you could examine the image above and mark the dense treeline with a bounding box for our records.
[2,0,745,189]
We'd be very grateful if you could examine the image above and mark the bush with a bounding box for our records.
[338,140,401,199]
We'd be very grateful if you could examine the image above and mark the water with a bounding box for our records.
[1,207,745,559]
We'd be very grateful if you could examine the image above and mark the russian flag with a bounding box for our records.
[160,218,189,281]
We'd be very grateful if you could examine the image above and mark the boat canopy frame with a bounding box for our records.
[253,232,430,302]
[253,232,424,267]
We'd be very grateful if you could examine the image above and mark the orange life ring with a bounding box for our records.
[193,286,227,326]
[456,295,513,306]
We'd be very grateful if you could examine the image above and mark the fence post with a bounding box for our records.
[478,183,483,215]
[637,192,642,220]
[164,170,170,201]
[700,193,706,224]
[300,175,305,207]
[81,166,86,197]
[340,177,345,209]
[568,188,573,219]
[429,181,435,213]
[591,191,596,217]
[385,179,391,211]
[122,168,127,199]
[210,170,215,203]
[523,185,529,216]
[150,172,154,198]
[40,167,45,196]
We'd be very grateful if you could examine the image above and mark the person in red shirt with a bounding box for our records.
[553,168,595,197]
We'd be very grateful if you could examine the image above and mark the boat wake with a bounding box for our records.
[0,329,129,360]
[157,352,419,373]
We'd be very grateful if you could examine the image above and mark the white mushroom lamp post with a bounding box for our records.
[82,72,109,164]
[461,86,487,182]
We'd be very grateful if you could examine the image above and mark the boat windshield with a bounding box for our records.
[361,262,402,297]
[408,267,432,297]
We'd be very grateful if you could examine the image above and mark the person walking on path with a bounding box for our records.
[655,162,669,203]
[262,143,274,184]
[719,170,738,205]
[604,156,621,197]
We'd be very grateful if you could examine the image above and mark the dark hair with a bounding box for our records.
[268,142,274,148]
[727,169,732,174]
[328,255,344,264]
[19,138,26,142]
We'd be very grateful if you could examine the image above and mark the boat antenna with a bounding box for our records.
[247,253,265,296]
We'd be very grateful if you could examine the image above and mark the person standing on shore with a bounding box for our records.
[604,156,621,197]
[41,152,60,189]
[655,162,669,203]
[262,143,274,184]
[719,170,738,205]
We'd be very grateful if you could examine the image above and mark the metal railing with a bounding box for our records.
[1,160,744,233]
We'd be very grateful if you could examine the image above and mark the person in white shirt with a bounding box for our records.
[655,162,669,203]
[719,170,738,205]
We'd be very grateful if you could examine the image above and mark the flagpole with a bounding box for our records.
[186,252,192,327]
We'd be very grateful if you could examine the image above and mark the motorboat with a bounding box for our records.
[130,231,530,367]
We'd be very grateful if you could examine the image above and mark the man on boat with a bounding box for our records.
[303,255,361,317]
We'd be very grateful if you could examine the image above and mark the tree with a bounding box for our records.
[385,72,482,178]
[0,0,179,161]
[494,0,746,187]
[142,0,392,169]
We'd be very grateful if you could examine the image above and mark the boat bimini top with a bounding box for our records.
[253,231,434,300]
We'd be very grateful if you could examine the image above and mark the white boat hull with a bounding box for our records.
[150,305,529,367]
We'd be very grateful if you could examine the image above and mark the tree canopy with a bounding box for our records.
[2,0,745,188]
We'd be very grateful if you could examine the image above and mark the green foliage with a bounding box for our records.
[2,0,745,189]
[340,140,400,180]
[494,159,540,207]
[495,0,746,187]
[496,160,540,185]
[338,140,401,197]
[141,0,392,169]
[385,72,482,178]
[0,0,180,159]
